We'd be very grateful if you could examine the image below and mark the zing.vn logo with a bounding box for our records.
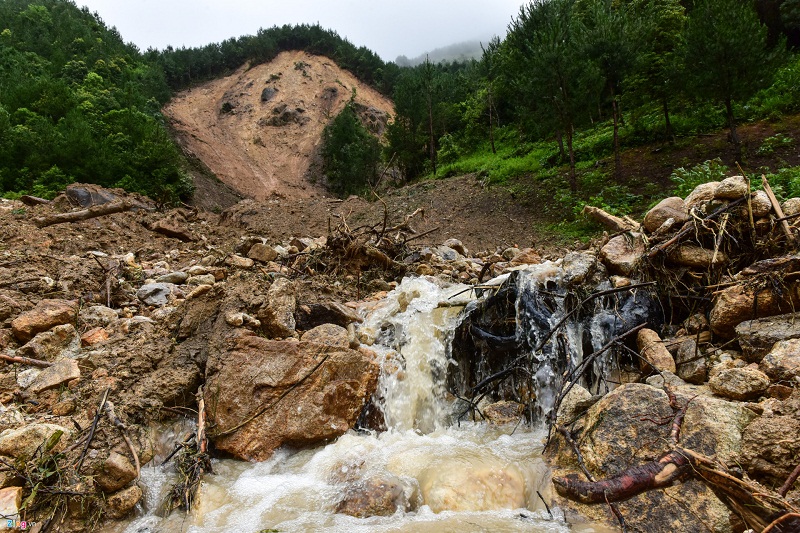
[5,520,36,531]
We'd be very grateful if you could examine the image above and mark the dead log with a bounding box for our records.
[33,200,133,228]
[582,205,640,233]
[19,195,50,206]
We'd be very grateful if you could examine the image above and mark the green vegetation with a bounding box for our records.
[321,102,382,196]
[0,0,191,203]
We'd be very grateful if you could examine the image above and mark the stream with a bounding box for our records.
[110,272,620,533]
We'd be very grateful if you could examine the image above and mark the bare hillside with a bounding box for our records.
[164,51,394,201]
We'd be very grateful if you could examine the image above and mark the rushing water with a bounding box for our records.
[113,275,616,533]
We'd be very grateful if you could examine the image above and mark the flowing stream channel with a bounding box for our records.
[112,272,619,533]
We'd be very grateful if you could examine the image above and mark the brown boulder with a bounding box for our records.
[685,181,720,209]
[300,323,349,348]
[105,485,142,519]
[95,451,137,493]
[247,243,279,263]
[205,335,379,461]
[675,338,707,385]
[335,476,410,517]
[599,233,645,276]
[709,283,800,338]
[482,401,524,425]
[760,338,800,382]
[636,329,676,373]
[714,175,749,199]
[643,197,688,233]
[708,367,769,401]
[11,299,78,342]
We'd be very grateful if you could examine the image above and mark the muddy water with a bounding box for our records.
[114,276,613,533]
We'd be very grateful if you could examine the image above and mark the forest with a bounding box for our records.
[2,0,800,212]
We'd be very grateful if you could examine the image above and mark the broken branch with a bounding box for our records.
[33,200,133,228]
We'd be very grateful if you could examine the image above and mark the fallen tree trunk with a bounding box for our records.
[581,205,640,233]
[33,200,133,228]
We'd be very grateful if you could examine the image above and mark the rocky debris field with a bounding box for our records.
[0,175,797,531]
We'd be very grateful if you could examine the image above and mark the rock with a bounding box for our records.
[710,283,800,337]
[27,359,80,394]
[136,283,178,307]
[95,451,137,493]
[683,314,709,335]
[419,456,527,512]
[247,243,279,263]
[105,485,143,519]
[442,238,468,257]
[736,313,800,362]
[600,233,645,276]
[300,323,349,348]
[667,245,727,268]
[502,247,520,261]
[78,305,118,328]
[781,197,800,217]
[295,301,363,330]
[187,274,215,286]
[335,476,410,517]
[637,329,677,373]
[415,264,434,276]
[11,299,78,342]
[16,324,79,361]
[0,423,71,459]
[561,251,599,286]
[224,312,260,329]
[205,335,379,461]
[81,327,109,346]
[643,197,689,233]
[0,329,12,350]
[260,277,296,337]
[225,254,254,269]
[675,338,707,384]
[760,338,800,382]
[150,218,194,242]
[0,486,22,521]
[0,295,24,325]
[644,371,687,389]
[685,181,720,209]
[750,190,772,218]
[555,384,593,426]
[741,399,800,482]
[52,397,76,416]
[714,175,749,199]
[709,367,770,401]
[155,271,189,284]
[64,183,128,207]
[482,401,524,425]
[508,248,541,266]
[185,284,212,300]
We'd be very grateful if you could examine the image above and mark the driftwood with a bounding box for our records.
[582,205,640,233]
[33,200,133,228]
[0,352,53,368]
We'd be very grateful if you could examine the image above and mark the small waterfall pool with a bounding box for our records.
[111,271,621,533]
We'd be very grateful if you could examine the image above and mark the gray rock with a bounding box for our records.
[27,359,80,394]
[136,283,177,307]
[187,274,215,286]
[750,190,772,218]
[736,313,800,362]
[782,197,800,217]
[442,238,468,257]
[675,338,707,384]
[645,371,688,389]
[435,246,464,262]
[155,271,189,284]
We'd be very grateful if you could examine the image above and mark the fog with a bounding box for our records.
[76,0,525,62]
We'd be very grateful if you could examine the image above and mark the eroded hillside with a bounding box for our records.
[164,50,394,201]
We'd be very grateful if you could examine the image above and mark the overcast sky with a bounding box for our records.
[75,0,526,62]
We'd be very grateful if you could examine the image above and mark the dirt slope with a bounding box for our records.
[164,50,394,201]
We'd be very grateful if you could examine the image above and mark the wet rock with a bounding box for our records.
[260,277,296,337]
[482,401,524,425]
[736,313,800,362]
[78,305,118,328]
[643,197,689,233]
[335,476,409,517]
[27,359,80,394]
[600,233,645,276]
[714,175,748,199]
[205,335,379,461]
[667,245,727,268]
[11,299,78,342]
[561,251,598,286]
[156,271,189,284]
[247,243,279,263]
[709,367,770,401]
[136,283,178,307]
[709,283,800,337]
[16,324,79,361]
[637,328,676,373]
[685,181,720,209]
[300,323,349,348]
[0,423,71,459]
[105,485,142,519]
[675,338,707,385]
[760,338,800,382]
[95,451,137,493]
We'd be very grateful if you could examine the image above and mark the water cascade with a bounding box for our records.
[112,263,649,532]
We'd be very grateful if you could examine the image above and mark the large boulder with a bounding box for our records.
[0,423,71,459]
[708,367,770,401]
[600,233,645,276]
[643,197,689,233]
[551,383,754,533]
[205,334,379,461]
[709,283,800,337]
[11,299,78,342]
[714,176,748,200]
[685,182,720,209]
[740,391,800,483]
[736,313,800,362]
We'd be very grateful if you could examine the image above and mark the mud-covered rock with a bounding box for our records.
[709,283,800,337]
[205,334,379,461]
[482,401,524,425]
[259,277,296,337]
[16,324,80,361]
[78,305,118,328]
[247,243,279,263]
[335,476,410,517]
[105,485,142,519]
[11,299,78,342]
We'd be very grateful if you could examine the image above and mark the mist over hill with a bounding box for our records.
[395,39,486,66]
